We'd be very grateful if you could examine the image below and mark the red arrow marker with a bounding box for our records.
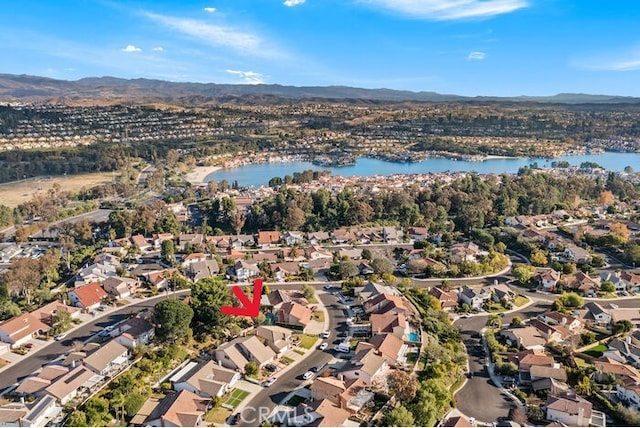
[221,278,263,318]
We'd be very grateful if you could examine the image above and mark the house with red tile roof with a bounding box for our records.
[278,301,312,332]
[143,390,210,427]
[67,282,107,310]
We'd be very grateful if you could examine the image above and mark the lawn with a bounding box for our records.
[205,406,232,423]
[224,389,250,409]
[286,395,307,406]
[574,357,591,368]
[513,295,529,307]
[584,344,608,358]
[312,310,325,322]
[405,352,418,365]
[307,296,319,304]
[280,356,294,365]
[296,334,319,350]
[293,349,305,356]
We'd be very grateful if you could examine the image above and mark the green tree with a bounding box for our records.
[383,405,415,427]
[371,257,395,275]
[388,370,418,402]
[161,240,175,266]
[512,264,536,285]
[338,261,359,279]
[245,361,259,377]
[557,292,584,308]
[302,284,315,300]
[124,392,146,417]
[600,281,615,293]
[66,410,88,427]
[575,375,593,396]
[581,331,596,345]
[189,277,234,337]
[153,298,194,343]
[613,319,633,335]
[530,251,548,267]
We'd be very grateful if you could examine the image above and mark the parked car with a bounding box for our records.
[319,342,328,351]
[54,333,67,341]
[321,331,330,339]
[262,377,277,387]
[302,371,314,380]
[264,364,277,372]
[228,413,241,425]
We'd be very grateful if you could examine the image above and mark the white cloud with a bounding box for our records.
[467,51,486,60]
[145,12,284,58]
[358,0,528,20]
[204,7,216,13]
[121,44,142,52]
[284,0,306,6]
[573,46,640,71]
[153,46,164,51]
[226,69,265,84]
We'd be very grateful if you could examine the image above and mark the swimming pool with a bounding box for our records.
[408,332,420,342]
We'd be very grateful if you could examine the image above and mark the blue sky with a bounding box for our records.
[1,0,639,96]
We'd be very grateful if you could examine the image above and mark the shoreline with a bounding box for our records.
[183,165,221,185]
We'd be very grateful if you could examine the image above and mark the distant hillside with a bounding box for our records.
[1,73,639,105]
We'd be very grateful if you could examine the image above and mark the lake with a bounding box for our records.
[206,152,640,188]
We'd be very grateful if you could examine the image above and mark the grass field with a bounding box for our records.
[514,295,529,307]
[312,310,325,322]
[584,344,607,357]
[205,406,232,423]
[224,389,250,409]
[296,334,318,349]
[0,172,116,207]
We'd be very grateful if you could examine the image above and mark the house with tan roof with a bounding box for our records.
[277,301,312,332]
[255,325,293,355]
[84,339,129,377]
[103,276,139,299]
[144,390,210,427]
[366,333,407,366]
[131,234,152,252]
[178,233,204,250]
[564,271,598,296]
[0,313,49,348]
[539,311,583,331]
[67,282,107,310]
[287,398,351,427]
[45,365,101,405]
[338,348,389,386]
[363,293,409,315]
[233,259,260,282]
[442,415,473,427]
[528,319,572,343]
[171,360,241,398]
[429,287,458,311]
[536,269,561,292]
[545,395,593,427]
[21,394,62,427]
[370,311,407,338]
[270,262,301,282]
[215,336,276,371]
[500,326,547,351]
[0,403,27,427]
[30,301,80,326]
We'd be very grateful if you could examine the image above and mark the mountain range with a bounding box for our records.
[1,73,639,105]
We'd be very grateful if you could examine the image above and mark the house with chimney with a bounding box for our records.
[68,282,107,311]
[545,395,595,427]
[535,269,561,292]
[0,313,49,348]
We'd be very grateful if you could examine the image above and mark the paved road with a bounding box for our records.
[0,291,189,391]
[453,300,552,423]
[238,291,345,427]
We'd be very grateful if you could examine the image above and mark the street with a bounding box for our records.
[238,291,345,427]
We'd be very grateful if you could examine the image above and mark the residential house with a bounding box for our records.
[617,375,640,410]
[528,319,572,343]
[0,313,49,348]
[310,378,372,414]
[178,234,204,250]
[605,338,640,368]
[382,226,403,244]
[215,336,276,370]
[563,244,591,264]
[270,262,301,282]
[76,261,118,284]
[30,301,80,326]
[16,376,52,396]
[287,399,351,427]
[257,231,281,248]
[84,340,129,377]
[255,325,293,355]
[305,246,333,261]
[278,301,312,331]
[131,234,152,252]
[366,333,407,366]
[545,395,593,427]
[284,231,305,246]
[539,312,583,332]
[500,326,547,351]
[621,271,640,292]
[186,260,220,282]
[146,269,178,290]
[487,282,516,303]
[171,360,241,398]
[370,312,407,338]
[251,252,278,264]
[308,231,330,245]
[68,282,107,310]
[564,272,599,297]
[584,302,612,327]
[338,248,363,260]
[535,269,561,292]
[355,281,397,304]
[611,308,640,328]
[143,390,210,427]
[311,377,348,405]
[442,415,474,427]
[428,287,459,311]
[450,242,481,264]
[20,394,62,427]
[233,260,260,282]
[331,229,355,245]
[152,233,174,249]
[102,276,139,299]
[458,285,492,310]
[338,348,390,386]
[182,253,206,267]
[363,293,409,316]
[45,365,100,405]
[407,226,429,241]
[0,403,27,426]
[113,317,155,349]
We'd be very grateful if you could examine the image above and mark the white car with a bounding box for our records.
[54,333,67,341]
[262,377,276,387]
[319,342,328,351]
[321,331,330,339]
[302,371,314,380]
